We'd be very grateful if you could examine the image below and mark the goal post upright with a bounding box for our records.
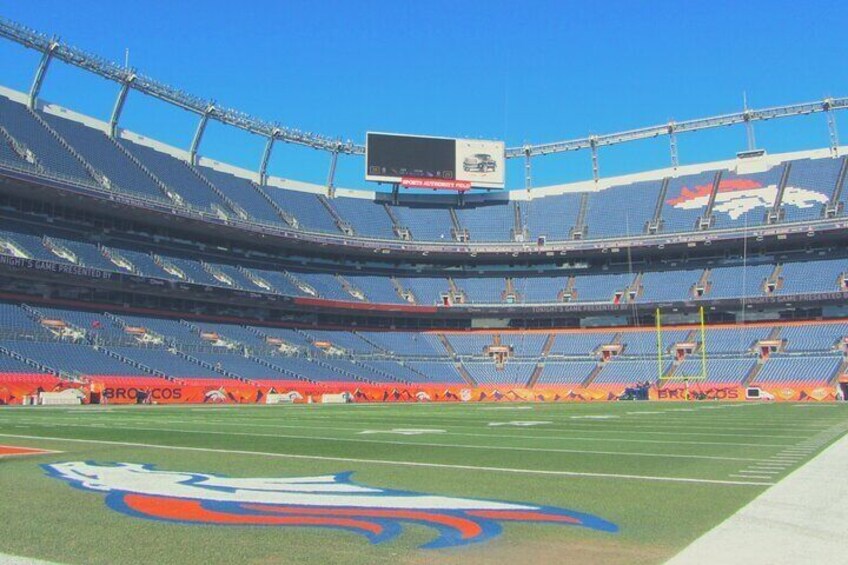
[656,307,664,381]
[699,305,708,381]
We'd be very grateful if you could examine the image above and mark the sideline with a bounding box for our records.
[667,428,848,564]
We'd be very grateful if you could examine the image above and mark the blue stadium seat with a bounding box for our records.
[389,205,454,241]
[119,140,228,211]
[535,361,598,385]
[344,274,406,304]
[753,356,840,384]
[41,113,166,200]
[0,96,93,183]
[783,158,841,222]
[525,193,582,241]
[549,332,616,356]
[512,276,566,304]
[675,357,755,384]
[453,277,504,304]
[638,269,704,302]
[197,166,285,225]
[584,180,662,239]
[660,171,718,233]
[265,189,340,234]
[593,359,671,384]
[702,264,773,299]
[454,202,515,241]
[778,259,846,295]
[329,197,397,239]
[572,272,634,302]
[463,362,535,385]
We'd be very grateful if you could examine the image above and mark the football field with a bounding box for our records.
[0,401,847,564]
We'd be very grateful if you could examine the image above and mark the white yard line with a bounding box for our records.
[7,413,821,436]
[120,417,806,446]
[0,421,763,462]
[668,429,848,565]
[0,432,774,487]
[190,414,827,435]
[0,418,794,448]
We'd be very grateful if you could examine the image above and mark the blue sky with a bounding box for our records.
[0,1,846,190]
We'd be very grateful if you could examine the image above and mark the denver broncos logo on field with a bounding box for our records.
[44,462,617,548]
[666,178,828,219]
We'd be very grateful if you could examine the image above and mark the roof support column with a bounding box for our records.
[326,143,340,197]
[825,99,840,157]
[109,74,135,138]
[590,136,600,182]
[189,104,214,166]
[28,40,58,109]
[668,123,679,168]
[743,94,756,151]
[259,132,277,185]
[523,145,532,193]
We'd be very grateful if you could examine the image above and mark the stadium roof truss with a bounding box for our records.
[1,16,846,185]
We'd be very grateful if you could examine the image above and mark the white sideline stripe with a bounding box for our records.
[0,552,61,565]
[2,421,763,462]
[0,418,794,448]
[0,433,775,487]
[669,429,848,565]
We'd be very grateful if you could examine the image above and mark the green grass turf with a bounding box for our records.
[0,401,846,564]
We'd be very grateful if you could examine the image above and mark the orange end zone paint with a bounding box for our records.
[0,445,57,457]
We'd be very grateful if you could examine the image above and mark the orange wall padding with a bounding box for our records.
[0,374,841,405]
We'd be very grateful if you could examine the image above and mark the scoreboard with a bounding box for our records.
[366,132,505,190]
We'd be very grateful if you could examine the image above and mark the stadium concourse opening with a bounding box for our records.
[1,9,848,565]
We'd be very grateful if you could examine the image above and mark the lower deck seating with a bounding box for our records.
[0,302,845,389]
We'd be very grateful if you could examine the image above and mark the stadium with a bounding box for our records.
[0,6,847,564]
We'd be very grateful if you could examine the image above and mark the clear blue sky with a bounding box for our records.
[1,1,846,190]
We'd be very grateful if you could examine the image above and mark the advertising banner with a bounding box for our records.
[0,375,841,405]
